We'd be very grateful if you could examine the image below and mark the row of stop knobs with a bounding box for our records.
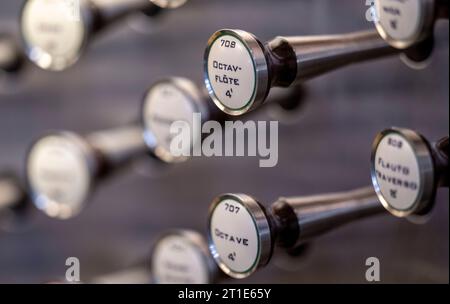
[0,0,448,283]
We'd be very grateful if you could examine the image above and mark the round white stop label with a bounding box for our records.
[373,133,422,212]
[152,234,210,284]
[21,0,87,70]
[209,196,263,277]
[27,134,92,219]
[375,0,423,47]
[206,33,257,111]
[143,81,200,162]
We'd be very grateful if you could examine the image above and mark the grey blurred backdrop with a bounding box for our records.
[0,0,448,283]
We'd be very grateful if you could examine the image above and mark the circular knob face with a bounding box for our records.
[208,194,271,279]
[142,78,205,163]
[26,133,95,219]
[371,128,435,217]
[204,29,269,116]
[21,0,90,71]
[374,0,434,49]
[152,231,213,284]
[150,0,188,9]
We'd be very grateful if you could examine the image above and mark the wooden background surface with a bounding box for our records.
[0,0,448,283]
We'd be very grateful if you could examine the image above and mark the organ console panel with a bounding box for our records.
[0,0,448,285]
